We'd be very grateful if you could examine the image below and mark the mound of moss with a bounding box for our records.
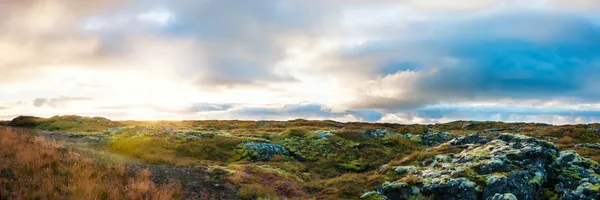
[9,115,117,132]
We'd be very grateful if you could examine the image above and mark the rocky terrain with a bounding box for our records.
[2,115,600,199]
[365,132,600,200]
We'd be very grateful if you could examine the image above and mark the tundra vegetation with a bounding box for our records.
[2,115,600,199]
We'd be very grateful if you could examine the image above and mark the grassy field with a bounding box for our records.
[3,115,600,199]
[0,127,181,200]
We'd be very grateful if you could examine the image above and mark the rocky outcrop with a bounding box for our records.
[362,133,600,200]
[449,133,492,146]
[316,131,333,138]
[401,130,455,146]
[237,142,289,161]
[575,143,600,149]
[363,129,395,137]
[549,150,600,200]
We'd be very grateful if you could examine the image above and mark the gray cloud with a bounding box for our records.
[79,0,339,89]
[225,103,383,122]
[32,96,92,108]
[412,105,600,125]
[189,103,233,112]
[346,12,600,111]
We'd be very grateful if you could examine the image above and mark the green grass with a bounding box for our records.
[109,136,177,164]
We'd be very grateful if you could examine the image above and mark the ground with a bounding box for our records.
[1,116,600,199]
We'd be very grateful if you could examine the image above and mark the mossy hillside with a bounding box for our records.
[9,115,117,132]
[108,126,252,165]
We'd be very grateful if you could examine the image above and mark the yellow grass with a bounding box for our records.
[0,128,181,200]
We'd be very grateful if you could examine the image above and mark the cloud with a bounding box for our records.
[2,0,600,124]
[0,0,127,83]
[189,103,233,112]
[32,96,92,108]
[70,0,339,89]
[208,103,383,122]
[549,0,600,12]
[345,12,600,111]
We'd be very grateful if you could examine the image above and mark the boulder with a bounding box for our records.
[237,142,289,161]
[549,150,600,200]
[449,133,492,146]
[485,193,517,200]
[401,130,455,146]
[575,143,600,149]
[363,129,395,137]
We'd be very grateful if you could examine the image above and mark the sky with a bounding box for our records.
[1,0,600,124]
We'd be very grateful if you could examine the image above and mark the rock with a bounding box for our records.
[99,127,123,136]
[449,133,492,146]
[394,166,417,174]
[379,181,418,200]
[482,167,546,200]
[575,143,600,149]
[485,193,517,200]
[363,133,600,200]
[549,150,600,200]
[418,130,455,146]
[360,191,387,200]
[317,131,333,138]
[421,177,478,200]
[74,118,83,124]
[185,132,215,140]
[401,130,454,146]
[237,142,289,161]
[363,129,394,137]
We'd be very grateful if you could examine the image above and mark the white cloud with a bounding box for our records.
[1,0,600,125]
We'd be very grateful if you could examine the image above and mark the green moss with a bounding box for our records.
[409,135,422,143]
[176,137,244,162]
[9,115,117,132]
[339,159,367,172]
[109,136,175,164]
[237,183,278,199]
[529,172,544,185]
[278,137,336,161]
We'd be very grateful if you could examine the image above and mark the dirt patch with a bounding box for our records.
[129,165,240,200]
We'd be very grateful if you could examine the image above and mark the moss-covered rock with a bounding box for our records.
[399,130,454,146]
[549,150,600,200]
[236,142,289,161]
[485,193,517,200]
[365,133,600,200]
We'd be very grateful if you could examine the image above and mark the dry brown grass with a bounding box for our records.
[0,127,181,200]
